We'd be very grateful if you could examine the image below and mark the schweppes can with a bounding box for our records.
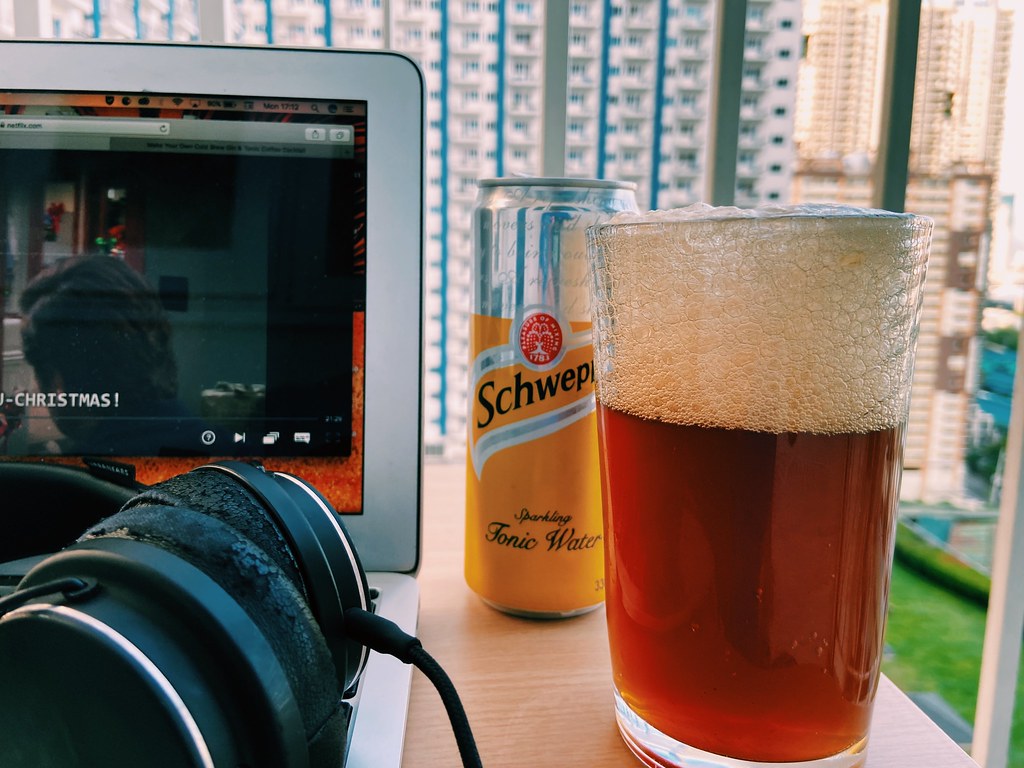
[466,178,637,617]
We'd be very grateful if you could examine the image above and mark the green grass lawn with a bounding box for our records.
[884,560,1024,765]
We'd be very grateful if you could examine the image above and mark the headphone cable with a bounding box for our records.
[344,607,483,768]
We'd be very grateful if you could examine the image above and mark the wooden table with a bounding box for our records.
[401,462,980,768]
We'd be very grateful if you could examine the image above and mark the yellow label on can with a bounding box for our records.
[465,311,605,616]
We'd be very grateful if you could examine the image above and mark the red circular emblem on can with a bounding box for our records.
[518,312,563,367]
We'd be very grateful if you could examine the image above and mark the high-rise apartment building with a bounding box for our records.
[0,0,199,39]
[794,0,1014,502]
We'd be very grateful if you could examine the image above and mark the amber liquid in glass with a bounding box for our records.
[597,404,904,762]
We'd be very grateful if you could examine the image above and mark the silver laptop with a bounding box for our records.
[0,40,424,767]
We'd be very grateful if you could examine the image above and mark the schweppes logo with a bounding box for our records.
[469,307,595,478]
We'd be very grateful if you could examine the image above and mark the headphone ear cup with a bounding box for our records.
[125,463,371,693]
[81,504,348,768]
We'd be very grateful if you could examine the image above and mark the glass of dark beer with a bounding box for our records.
[586,205,932,768]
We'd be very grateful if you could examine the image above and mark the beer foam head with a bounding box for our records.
[587,204,933,434]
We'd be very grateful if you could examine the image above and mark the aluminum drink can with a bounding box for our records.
[465,177,638,617]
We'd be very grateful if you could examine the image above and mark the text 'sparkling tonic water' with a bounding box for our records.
[465,177,637,617]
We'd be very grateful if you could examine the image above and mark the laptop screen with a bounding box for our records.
[0,89,368,513]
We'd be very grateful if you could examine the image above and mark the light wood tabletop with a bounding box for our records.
[401,462,980,768]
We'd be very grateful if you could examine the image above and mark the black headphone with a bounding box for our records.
[0,460,376,768]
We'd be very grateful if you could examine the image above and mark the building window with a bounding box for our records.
[513,61,531,79]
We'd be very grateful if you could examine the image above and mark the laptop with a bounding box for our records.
[0,40,424,767]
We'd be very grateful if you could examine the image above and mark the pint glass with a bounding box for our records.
[586,205,932,768]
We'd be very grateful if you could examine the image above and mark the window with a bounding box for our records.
[570,62,589,79]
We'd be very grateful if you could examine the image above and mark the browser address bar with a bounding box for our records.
[0,117,170,136]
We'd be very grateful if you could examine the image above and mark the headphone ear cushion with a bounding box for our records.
[80,504,347,766]
[120,469,305,594]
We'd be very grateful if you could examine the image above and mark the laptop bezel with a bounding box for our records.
[0,40,424,574]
